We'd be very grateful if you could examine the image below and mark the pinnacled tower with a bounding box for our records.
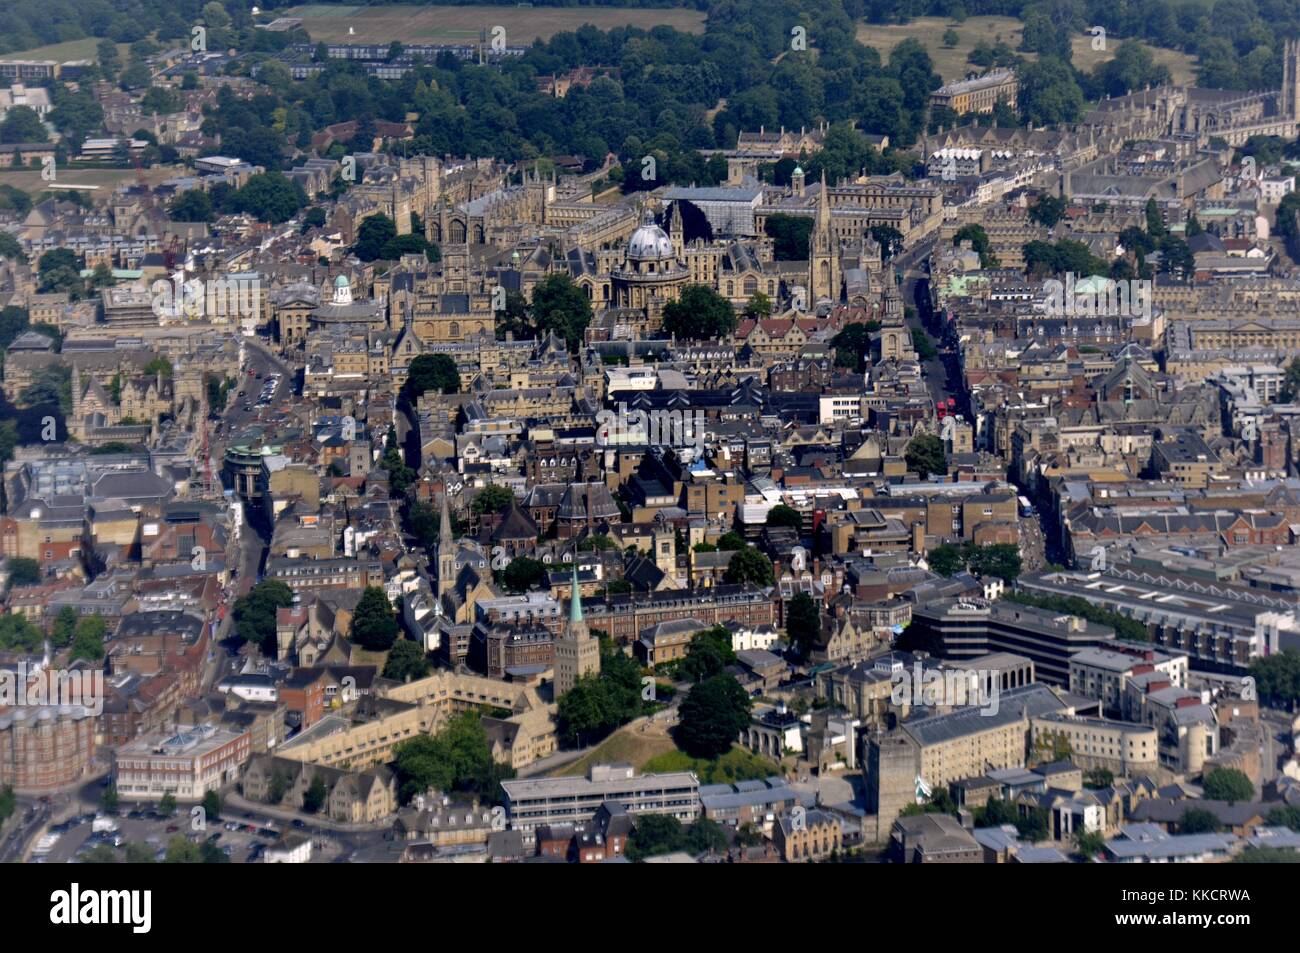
[808,170,840,303]
[437,491,456,602]
[554,561,600,697]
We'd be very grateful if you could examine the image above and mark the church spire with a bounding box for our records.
[569,560,584,623]
[816,169,830,228]
[439,489,453,546]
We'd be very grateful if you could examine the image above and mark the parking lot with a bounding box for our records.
[30,806,345,864]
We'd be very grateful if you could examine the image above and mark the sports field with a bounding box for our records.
[856,15,1196,86]
[285,3,706,45]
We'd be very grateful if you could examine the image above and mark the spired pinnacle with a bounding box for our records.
[439,490,453,544]
[570,560,584,623]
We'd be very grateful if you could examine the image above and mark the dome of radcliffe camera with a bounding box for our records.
[626,219,674,260]
[334,275,350,287]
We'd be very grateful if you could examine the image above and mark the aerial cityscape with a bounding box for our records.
[0,0,1297,889]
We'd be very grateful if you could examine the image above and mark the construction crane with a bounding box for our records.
[132,145,149,193]
[162,234,182,272]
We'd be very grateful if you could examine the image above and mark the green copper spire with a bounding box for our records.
[570,561,584,623]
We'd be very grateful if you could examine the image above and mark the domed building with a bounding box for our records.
[308,274,386,335]
[610,209,691,327]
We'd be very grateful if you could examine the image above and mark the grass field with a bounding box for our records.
[642,746,782,784]
[0,166,182,198]
[856,15,1196,86]
[285,3,706,45]
[548,725,678,778]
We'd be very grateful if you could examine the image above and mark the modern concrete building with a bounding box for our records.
[500,763,699,844]
[908,598,1114,686]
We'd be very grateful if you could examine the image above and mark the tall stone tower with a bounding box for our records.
[1285,38,1300,125]
[808,170,840,304]
[437,491,456,602]
[866,731,919,843]
[554,562,600,697]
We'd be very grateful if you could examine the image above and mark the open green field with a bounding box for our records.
[286,3,706,45]
[547,724,678,778]
[856,15,1196,86]
[642,746,782,784]
[4,38,131,62]
[0,165,182,198]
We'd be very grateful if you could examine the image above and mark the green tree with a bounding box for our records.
[471,484,515,517]
[905,433,947,479]
[82,843,119,863]
[391,711,513,804]
[966,543,1022,583]
[912,327,938,361]
[1084,768,1114,788]
[124,842,156,863]
[626,813,687,861]
[927,544,964,577]
[743,291,772,319]
[680,625,736,683]
[0,106,48,144]
[1179,808,1223,834]
[400,353,459,402]
[50,606,78,648]
[232,580,294,652]
[229,173,306,225]
[158,793,177,817]
[676,674,752,759]
[350,586,398,652]
[164,836,200,863]
[830,321,880,371]
[303,774,328,814]
[765,213,813,260]
[101,785,119,812]
[383,639,430,681]
[501,557,547,593]
[201,790,221,821]
[716,532,746,551]
[5,557,40,588]
[786,592,821,655]
[268,771,289,805]
[684,817,729,856]
[168,189,214,223]
[1249,650,1300,708]
[952,223,998,268]
[1018,57,1084,127]
[70,615,107,663]
[1202,768,1254,803]
[352,214,397,261]
[662,284,737,340]
[0,613,42,651]
[765,504,802,530]
[530,273,592,351]
[1145,198,1166,238]
[1029,194,1067,228]
[1073,830,1106,860]
[723,547,774,587]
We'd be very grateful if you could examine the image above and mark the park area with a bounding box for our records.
[285,3,706,46]
[856,15,1196,85]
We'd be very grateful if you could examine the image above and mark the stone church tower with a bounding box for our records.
[437,491,456,602]
[808,171,840,304]
[554,563,600,697]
